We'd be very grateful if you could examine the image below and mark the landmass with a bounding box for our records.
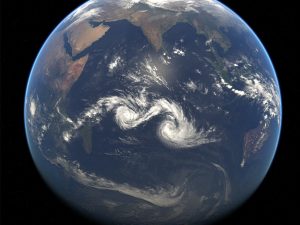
[241,123,268,167]
[40,1,234,95]
[66,2,232,52]
[41,21,110,96]
[57,55,89,93]
[66,22,110,56]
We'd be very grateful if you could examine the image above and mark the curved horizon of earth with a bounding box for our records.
[24,0,281,224]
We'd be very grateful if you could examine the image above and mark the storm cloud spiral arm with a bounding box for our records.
[62,92,219,149]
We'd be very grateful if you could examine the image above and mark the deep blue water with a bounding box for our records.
[24,10,281,225]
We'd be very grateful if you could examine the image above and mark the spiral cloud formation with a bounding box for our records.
[61,90,219,149]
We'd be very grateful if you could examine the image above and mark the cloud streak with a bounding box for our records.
[54,156,185,207]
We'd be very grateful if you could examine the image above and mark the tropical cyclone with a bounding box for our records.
[61,91,219,149]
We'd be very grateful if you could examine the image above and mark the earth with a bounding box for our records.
[24,0,282,225]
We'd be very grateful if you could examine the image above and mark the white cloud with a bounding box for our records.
[173,47,185,56]
[143,58,168,87]
[30,99,36,117]
[54,156,184,207]
[157,100,219,148]
[108,56,122,73]
[211,163,231,202]
[62,131,72,142]
[186,80,198,92]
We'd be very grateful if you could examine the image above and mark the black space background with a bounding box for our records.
[1,0,299,224]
